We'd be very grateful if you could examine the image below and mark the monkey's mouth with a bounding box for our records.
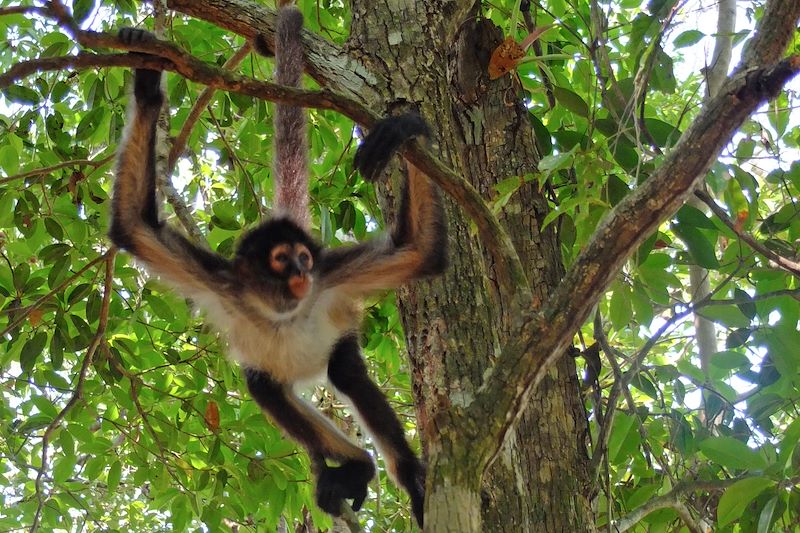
[288,274,310,299]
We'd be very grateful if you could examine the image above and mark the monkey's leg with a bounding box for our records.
[244,368,375,514]
[327,336,426,527]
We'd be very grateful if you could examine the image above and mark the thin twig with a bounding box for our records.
[695,189,800,278]
[29,250,117,533]
[0,251,111,339]
[169,42,253,171]
[0,154,115,186]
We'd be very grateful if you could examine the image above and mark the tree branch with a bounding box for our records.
[695,189,800,279]
[2,28,529,303]
[0,251,111,339]
[463,0,800,476]
[30,250,117,533]
[165,0,380,104]
[168,42,253,171]
[613,476,749,532]
[0,154,115,185]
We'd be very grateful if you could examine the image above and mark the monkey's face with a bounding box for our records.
[267,241,314,300]
[235,218,320,313]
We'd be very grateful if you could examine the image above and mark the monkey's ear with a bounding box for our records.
[354,113,430,181]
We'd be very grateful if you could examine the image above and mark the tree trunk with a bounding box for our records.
[349,1,595,530]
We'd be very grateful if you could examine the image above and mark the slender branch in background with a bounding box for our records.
[0,6,48,16]
[206,107,263,219]
[520,0,555,109]
[29,250,117,533]
[613,476,759,532]
[0,154,115,186]
[589,313,624,479]
[169,43,253,171]
[695,189,800,279]
[0,252,111,339]
[689,0,735,404]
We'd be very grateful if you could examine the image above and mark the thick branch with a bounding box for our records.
[165,0,380,103]
[463,0,800,475]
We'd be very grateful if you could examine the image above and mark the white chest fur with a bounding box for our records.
[197,287,360,384]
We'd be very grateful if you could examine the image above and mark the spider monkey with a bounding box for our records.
[110,7,445,527]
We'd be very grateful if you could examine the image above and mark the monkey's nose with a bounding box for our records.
[288,274,310,299]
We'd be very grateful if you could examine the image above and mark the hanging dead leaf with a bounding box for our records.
[204,400,220,431]
[28,308,43,327]
[488,26,555,80]
[489,37,525,80]
[734,210,749,232]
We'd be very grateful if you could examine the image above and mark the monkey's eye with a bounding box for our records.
[294,244,313,269]
[269,244,293,273]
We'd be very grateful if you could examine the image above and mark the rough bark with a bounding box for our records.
[347,2,594,531]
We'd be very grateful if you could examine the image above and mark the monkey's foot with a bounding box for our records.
[315,459,375,514]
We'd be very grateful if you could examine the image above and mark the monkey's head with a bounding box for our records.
[235,218,321,311]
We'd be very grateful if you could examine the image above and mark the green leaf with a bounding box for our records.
[3,85,40,105]
[710,350,750,369]
[675,205,717,230]
[734,288,757,319]
[672,222,719,268]
[673,30,704,48]
[609,284,633,329]
[53,453,78,483]
[72,0,96,25]
[75,107,105,141]
[717,477,773,526]
[757,496,778,533]
[528,112,553,155]
[538,151,575,173]
[629,372,659,400]
[553,86,589,117]
[699,436,768,470]
[651,47,676,93]
[0,145,19,175]
[699,305,752,328]
[20,332,48,372]
[107,461,122,492]
[726,328,752,349]
[68,283,93,305]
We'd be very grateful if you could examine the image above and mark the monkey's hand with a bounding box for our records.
[354,113,430,181]
[315,459,375,515]
[118,28,163,105]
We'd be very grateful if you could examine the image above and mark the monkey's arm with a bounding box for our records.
[110,30,233,297]
[320,114,447,295]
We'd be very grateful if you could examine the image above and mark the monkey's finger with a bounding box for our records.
[350,488,367,512]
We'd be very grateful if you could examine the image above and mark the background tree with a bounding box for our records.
[1,0,799,532]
